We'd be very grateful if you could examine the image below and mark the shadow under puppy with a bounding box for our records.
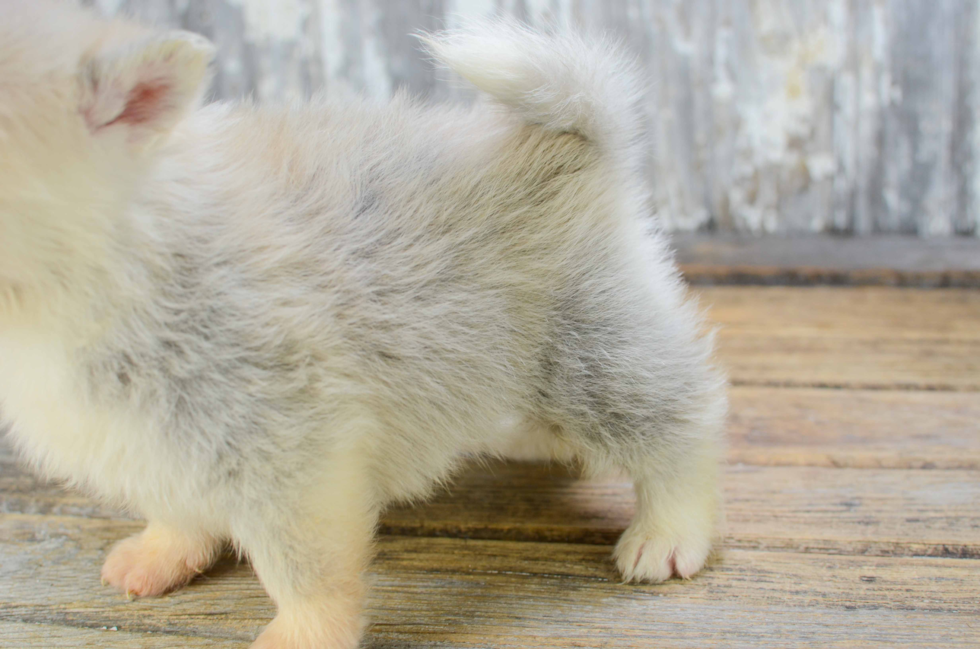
[0,2,726,647]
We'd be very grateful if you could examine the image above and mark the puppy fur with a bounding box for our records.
[0,3,727,647]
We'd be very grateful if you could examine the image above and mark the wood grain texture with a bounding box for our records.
[700,287,980,340]
[4,444,977,557]
[727,387,980,469]
[717,336,980,390]
[0,621,245,648]
[379,464,980,557]
[2,285,979,647]
[80,0,980,237]
[699,287,980,390]
[1,515,977,648]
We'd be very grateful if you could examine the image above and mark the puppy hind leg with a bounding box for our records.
[612,437,723,583]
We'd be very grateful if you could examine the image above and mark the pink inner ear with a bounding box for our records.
[107,81,171,128]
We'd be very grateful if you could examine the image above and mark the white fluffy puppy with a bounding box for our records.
[0,2,726,647]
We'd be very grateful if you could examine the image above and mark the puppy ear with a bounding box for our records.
[79,31,215,145]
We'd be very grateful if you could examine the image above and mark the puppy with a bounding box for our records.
[0,2,726,647]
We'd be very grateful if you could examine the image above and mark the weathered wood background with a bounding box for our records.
[80,0,980,237]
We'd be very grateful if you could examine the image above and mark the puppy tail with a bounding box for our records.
[418,20,645,167]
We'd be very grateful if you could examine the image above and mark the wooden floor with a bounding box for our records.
[2,286,978,647]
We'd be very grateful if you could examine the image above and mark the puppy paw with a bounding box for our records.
[616,446,722,583]
[250,602,364,649]
[613,522,713,583]
[101,523,217,598]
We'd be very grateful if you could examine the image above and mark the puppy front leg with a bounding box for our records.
[240,457,378,649]
[101,521,221,597]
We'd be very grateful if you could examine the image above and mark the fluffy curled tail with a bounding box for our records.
[418,20,645,167]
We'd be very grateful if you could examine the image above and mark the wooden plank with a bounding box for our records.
[0,621,243,648]
[728,387,980,470]
[1,281,976,647]
[3,445,977,557]
[380,464,980,558]
[0,514,977,648]
[698,287,980,390]
[717,336,980,390]
[700,287,980,341]
[674,234,980,287]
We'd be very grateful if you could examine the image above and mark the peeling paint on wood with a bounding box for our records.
[83,0,980,236]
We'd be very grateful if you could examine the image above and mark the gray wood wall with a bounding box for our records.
[82,0,980,237]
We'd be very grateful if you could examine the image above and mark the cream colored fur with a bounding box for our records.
[0,3,726,647]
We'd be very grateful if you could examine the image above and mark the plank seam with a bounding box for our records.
[0,612,249,643]
[729,379,980,392]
